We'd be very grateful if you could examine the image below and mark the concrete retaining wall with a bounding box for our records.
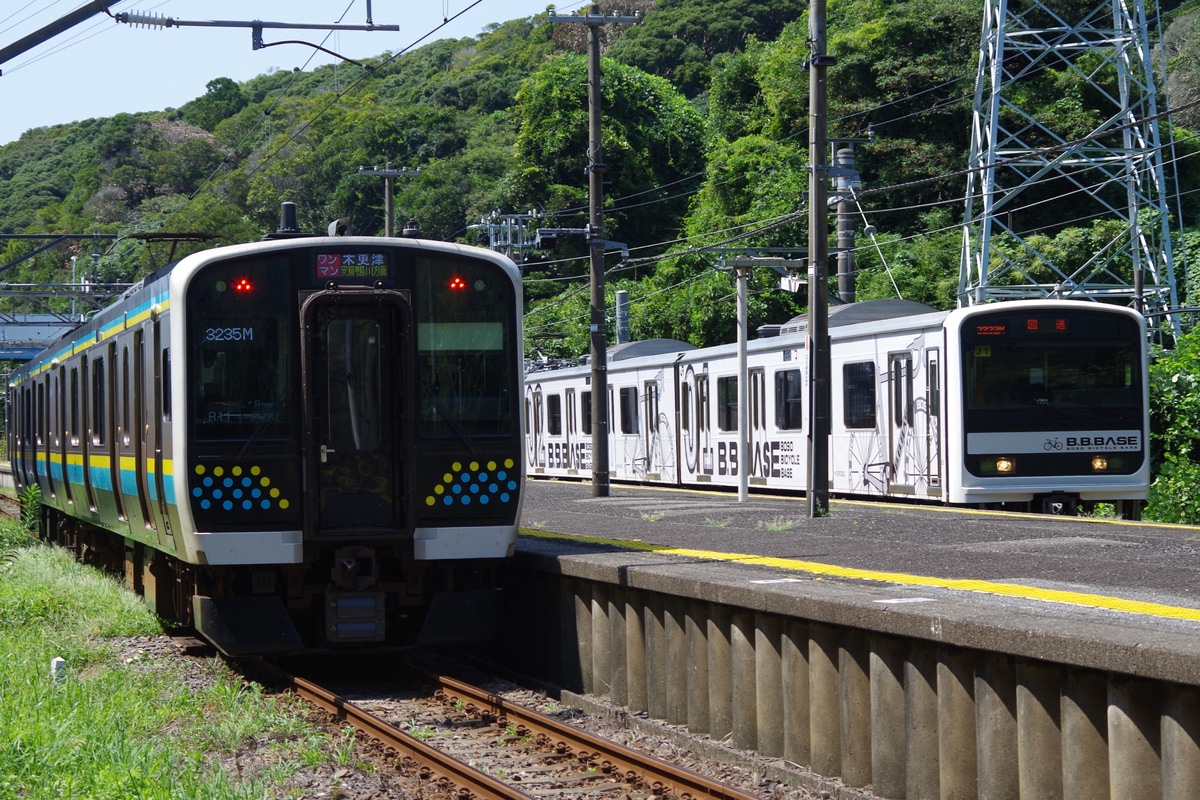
[505,542,1200,800]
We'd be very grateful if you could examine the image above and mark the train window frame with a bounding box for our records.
[680,381,692,434]
[581,390,592,435]
[121,346,131,445]
[69,366,80,447]
[547,393,563,436]
[92,356,106,446]
[619,386,639,434]
[843,361,877,430]
[891,355,914,427]
[775,368,804,431]
[717,375,738,432]
[160,348,171,422]
[35,381,45,447]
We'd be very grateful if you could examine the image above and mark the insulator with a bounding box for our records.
[116,11,175,29]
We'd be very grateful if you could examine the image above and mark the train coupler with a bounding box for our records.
[1040,493,1080,515]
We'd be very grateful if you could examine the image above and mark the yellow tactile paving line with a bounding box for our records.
[522,528,1200,622]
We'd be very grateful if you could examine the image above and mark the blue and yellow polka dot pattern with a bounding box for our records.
[426,459,518,507]
[192,464,291,512]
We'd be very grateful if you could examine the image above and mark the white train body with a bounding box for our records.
[525,300,1149,512]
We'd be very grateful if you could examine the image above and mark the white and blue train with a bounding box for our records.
[525,299,1149,516]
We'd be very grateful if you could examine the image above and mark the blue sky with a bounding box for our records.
[0,0,573,146]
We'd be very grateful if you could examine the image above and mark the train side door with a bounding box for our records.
[303,293,410,535]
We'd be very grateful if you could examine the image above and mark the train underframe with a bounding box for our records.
[37,507,504,656]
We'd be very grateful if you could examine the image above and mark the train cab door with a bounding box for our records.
[303,292,411,535]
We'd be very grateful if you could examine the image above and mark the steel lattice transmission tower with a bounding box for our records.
[959,0,1178,332]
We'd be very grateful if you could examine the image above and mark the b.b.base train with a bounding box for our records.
[526,299,1149,517]
[7,207,524,655]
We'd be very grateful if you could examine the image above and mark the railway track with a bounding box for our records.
[263,662,766,800]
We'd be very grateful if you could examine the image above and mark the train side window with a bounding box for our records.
[717,376,738,432]
[843,361,877,429]
[929,359,941,417]
[680,381,691,433]
[92,357,106,445]
[547,394,562,436]
[36,381,45,446]
[775,369,803,430]
[581,391,592,434]
[160,349,171,422]
[121,346,131,443]
[891,356,913,427]
[619,387,639,434]
[70,367,80,446]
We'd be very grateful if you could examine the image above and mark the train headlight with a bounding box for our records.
[1091,455,1109,472]
[994,456,1015,474]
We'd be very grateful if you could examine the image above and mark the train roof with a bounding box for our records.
[778,299,939,334]
[608,338,695,361]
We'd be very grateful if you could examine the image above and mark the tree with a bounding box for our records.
[182,78,248,132]
[506,54,706,256]
[606,0,798,96]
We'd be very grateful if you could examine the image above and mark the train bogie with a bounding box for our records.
[8,224,524,655]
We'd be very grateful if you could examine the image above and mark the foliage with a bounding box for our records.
[1164,9,1200,129]
[0,0,1196,361]
[507,54,706,256]
[1144,329,1200,522]
[607,0,798,96]
[19,484,42,533]
[180,78,249,132]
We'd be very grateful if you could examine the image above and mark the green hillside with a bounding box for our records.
[1,0,1198,354]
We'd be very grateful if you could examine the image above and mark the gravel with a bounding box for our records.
[109,635,871,800]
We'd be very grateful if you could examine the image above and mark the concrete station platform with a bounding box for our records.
[508,478,1200,799]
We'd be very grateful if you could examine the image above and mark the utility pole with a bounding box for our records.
[548,4,640,498]
[358,163,419,236]
[807,0,835,518]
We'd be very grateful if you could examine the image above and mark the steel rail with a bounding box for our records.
[426,671,763,800]
[286,671,538,800]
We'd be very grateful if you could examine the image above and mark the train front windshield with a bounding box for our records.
[961,308,1144,476]
[414,257,518,438]
[189,258,293,443]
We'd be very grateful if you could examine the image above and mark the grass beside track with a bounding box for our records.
[0,517,363,799]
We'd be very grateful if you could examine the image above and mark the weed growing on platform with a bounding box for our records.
[641,511,664,522]
[0,517,361,799]
[705,518,732,528]
[757,516,799,532]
